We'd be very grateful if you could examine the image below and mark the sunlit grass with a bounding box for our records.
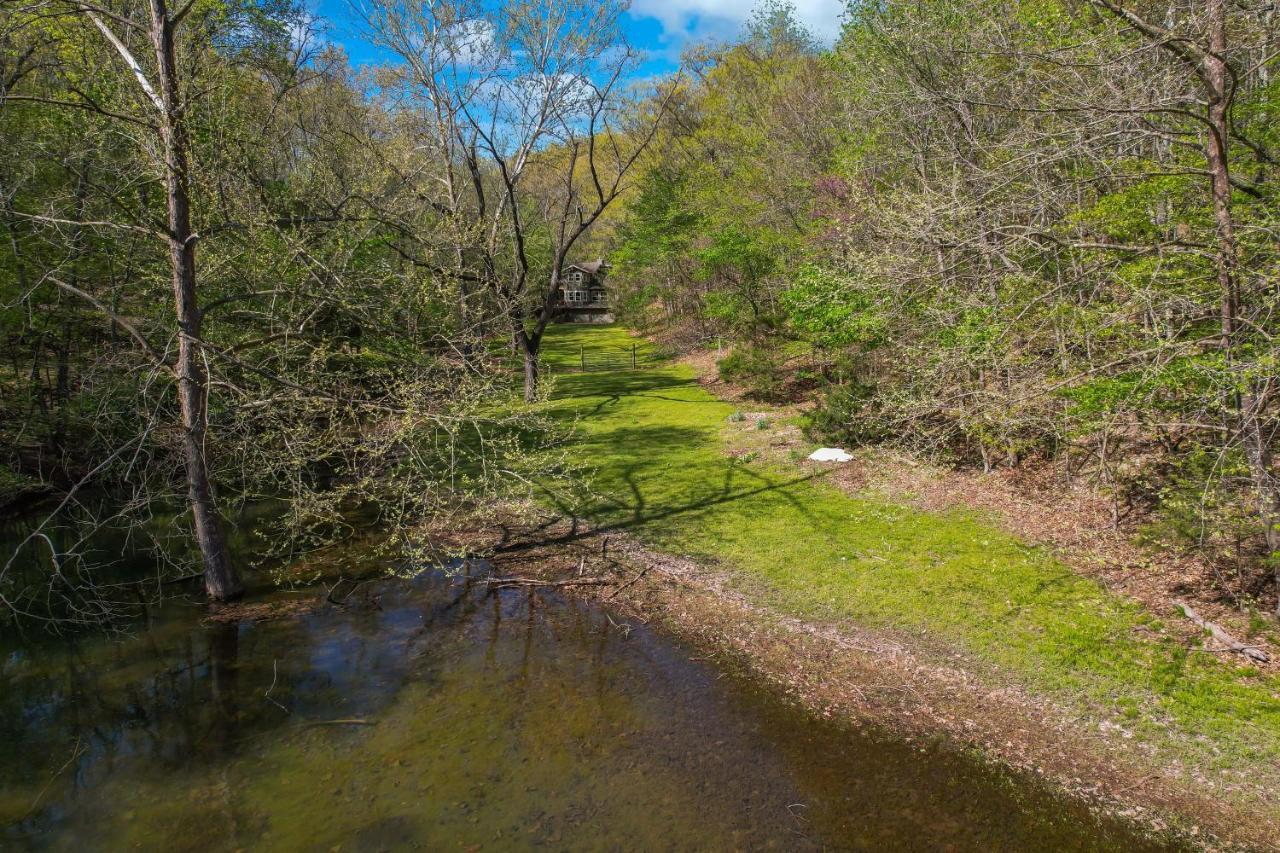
[539,323,1280,776]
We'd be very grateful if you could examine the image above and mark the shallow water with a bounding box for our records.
[0,563,1181,851]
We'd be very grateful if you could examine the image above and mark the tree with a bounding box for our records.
[0,0,579,626]
[25,0,248,599]
[366,0,676,400]
[1082,0,1280,595]
[611,1,839,340]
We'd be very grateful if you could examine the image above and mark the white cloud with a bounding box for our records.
[631,0,847,48]
[290,10,331,56]
[446,18,496,67]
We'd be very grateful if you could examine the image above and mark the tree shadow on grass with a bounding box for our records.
[561,424,713,468]
[550,369,698,401]
[585,423,827,525]
[504,422,834,555]
[510,466,832,555]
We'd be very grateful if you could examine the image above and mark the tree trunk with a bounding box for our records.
[53,324,71,450]
[148,0,242,601]
[517,328,539,402]
[1241,390,1280,554]
[1202,2,1280,600]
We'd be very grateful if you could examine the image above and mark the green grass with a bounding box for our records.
[539,324,1280,777]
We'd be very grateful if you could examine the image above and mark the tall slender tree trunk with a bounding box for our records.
[148,0,242,601]
[1202,2,1280,600]
[55,168,90,453]
[522,348,539,402]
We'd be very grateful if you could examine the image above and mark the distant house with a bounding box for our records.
[555,260,613,324]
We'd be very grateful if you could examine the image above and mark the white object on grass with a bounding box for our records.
[808,447,853,463]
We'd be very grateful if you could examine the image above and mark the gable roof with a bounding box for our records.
[566,259,605,275]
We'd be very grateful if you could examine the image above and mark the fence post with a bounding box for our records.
[631,344,636,369]
[580,345,585,372]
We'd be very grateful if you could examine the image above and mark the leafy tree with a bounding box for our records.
[610,0,1280,609]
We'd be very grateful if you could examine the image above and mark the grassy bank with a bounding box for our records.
[538,324,1280,789]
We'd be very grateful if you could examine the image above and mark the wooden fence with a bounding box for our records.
[569,344,661,372]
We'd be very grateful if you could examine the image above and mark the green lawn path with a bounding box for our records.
[539,324,1280,776]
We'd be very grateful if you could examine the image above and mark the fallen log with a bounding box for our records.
[1173,600,1270,663]
[484,576,610,589]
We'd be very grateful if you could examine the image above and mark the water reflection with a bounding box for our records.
[1,569,1181,851]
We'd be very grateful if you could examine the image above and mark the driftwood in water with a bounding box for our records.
[1174,600,1270,663]
[484,576,610,589]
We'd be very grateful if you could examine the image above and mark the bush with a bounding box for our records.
[716,345,787,401]
[1141,446,1261,565]
[805,380,890,445]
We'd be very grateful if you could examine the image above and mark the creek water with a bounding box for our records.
[0,552,1183,851]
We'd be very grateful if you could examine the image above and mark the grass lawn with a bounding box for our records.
[538,323,1280,777]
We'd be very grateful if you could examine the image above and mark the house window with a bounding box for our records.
[566,290,589,305]
[590,290,606,304]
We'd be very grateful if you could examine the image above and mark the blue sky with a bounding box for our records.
[309,0,847,74]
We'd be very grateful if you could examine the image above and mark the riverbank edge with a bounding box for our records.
[477,519,1267,851]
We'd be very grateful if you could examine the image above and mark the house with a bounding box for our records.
[555,260,613,324]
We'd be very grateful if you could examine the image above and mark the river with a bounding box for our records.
[0,548,1183,850]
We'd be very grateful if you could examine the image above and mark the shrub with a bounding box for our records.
[717,345,786,401]
[805,380,890,445]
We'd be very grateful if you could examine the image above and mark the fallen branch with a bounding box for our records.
[1173,600,1270,663]
[483,575,610,589]
[324,576,369,607]
[607,566,651,599]
[23,735,84,820]
[264,658,288,714]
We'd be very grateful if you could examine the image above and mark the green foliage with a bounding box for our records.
[717,345,786,401]
[0,1,581,622]
[805,380,889,445]
[610,0,1280,586]
[1060,355,1227,437]
[1142,447,1256,552]
[1069,172,1200,244]
[780,263,886,349]
[0,467,41,509]
[935,308,1000,354]
[697,227,780,283]
[613,171,700,270]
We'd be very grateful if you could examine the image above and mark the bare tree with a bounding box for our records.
[367,0,677,399]
[65,0,242,599]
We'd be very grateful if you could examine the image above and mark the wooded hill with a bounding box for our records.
[609,0,1280,614]
[0,0,655,623]
[3,0,1280,623]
